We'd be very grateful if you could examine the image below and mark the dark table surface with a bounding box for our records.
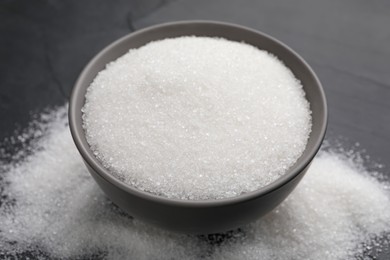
[1,0,390,259]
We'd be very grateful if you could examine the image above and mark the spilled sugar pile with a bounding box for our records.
[82,36,312,200]
[0,106,389,260]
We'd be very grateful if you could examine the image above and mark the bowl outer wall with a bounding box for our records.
[69,20,327,233]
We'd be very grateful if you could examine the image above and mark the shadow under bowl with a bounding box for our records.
[69,20,327,234]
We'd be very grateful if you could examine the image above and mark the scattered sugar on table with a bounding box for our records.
[0,106,389,259]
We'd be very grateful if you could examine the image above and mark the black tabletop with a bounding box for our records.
[1,0,390,259]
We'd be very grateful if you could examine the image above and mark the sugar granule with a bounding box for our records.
[82,36,312,200]
[0,106,390,259]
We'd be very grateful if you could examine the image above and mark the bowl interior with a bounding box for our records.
[69,21,327,205]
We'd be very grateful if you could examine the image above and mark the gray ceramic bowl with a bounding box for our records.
[69,20,327,234]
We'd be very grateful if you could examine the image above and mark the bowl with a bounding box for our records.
[69,20,327,234]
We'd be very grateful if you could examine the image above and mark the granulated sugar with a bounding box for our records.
[82,36,312,200]
[1,106,390,259]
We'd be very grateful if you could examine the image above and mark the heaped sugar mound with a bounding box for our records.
[82,36,312,200]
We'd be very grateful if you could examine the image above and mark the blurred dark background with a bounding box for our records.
[1,0,390,258]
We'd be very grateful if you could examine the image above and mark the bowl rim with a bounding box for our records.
[69,20,327,208]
